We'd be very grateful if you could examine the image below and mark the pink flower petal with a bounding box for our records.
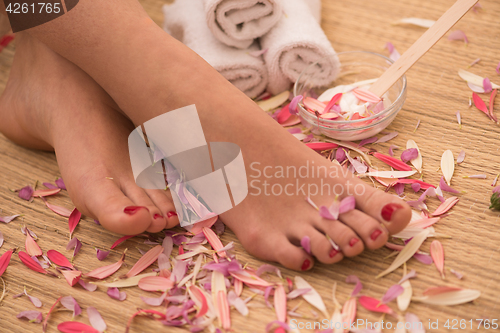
[42,182,58,189]
[60,296,82,317]
[305,142,338,151]
[381,284,404,304]
[432,197,459,216]
[323,93,343,114]
[68,208,81,237]
[377,132,398,143]
[373,152,412,171]
[339,196,356,214]
[110,235,137,249]
[335,148,347,163]
[385,42,400,61]
[0,214,21,223]
[398,269,417,284]
[411,183,421,192]
[78,280,97,292]
[289,95,303,115]
[18,251,47,274]
[352,88,381,103]
[141,292,167,306]
[358,136,378,147]
[448,30,468,44]
[61,270,82,287]
[401,148,418,163]
[95,249,110,261]
[169,259,188,283]
[55,177,67,190]
[18,186,34,201]
[276,103,291,124]
[483,78,493,93]
[346,275,363,297]
[17,310,43,323]
[85,251,126,279]
[32,188,61,197]
[24,290,42,308]
[47,249,73,268]
[57,322,99,333]
[125,245,163,278]
[41,197,72,217]
[413,253,433,265]
[300,236,311,254]
[388,144,399,157]
[138,276,174,292]
[457,150,466,164]
[87,307,106,332]
[473,92,489,114]
[439,176,460,193]
[358,296,394,315]
[107,287,127,301]
[286,288,312,299]
[256,264,282,279]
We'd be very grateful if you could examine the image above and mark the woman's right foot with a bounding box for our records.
[0,33,180,234]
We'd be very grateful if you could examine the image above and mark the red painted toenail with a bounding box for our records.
[349,238,359,247]
[370,229,382,241]
[329,248,339,258]
[167,211,177,218]
[301,259,310,271]
[381,203,403,221]
[124,206,148,215]
[154,214,163,219]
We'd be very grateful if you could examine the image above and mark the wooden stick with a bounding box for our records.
[368,0,479,98]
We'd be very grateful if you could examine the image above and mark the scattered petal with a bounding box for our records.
[385,42,400,61]
[41,197,72,217]
[85,250,126,279]
[376,229,431,279]
[448,30,468,44]
[413,289,480,305]
[60,296,82,317]
[294,276,328,318]
[87,307,106,332]
[126,245,163,278]
[388,144,399,157]
[440,150,455,185]
[378,132,398,143]
[484,78,493,93]
[346,275,363,297]
[0,214,21,223]
[432,197,459,216]
[18,251,47,274]
[381,284,404,304]
[457,150,465,164]
[289,95,303,115]
[32,188,61,197]
[373,152,412,171]
[47,249,73,268]
[78,280,97,292]
[57,322,100,333]
[68,208,81,237]
[449,268,464,279]
[359,296,394,315]
[439,176,459,193]
[305,142,338,151]
[300,236,311,255]
[107,287,127,301]
[0,249,14,277]
[138,276,174,291]
[17,310,43,323]
[110,235,137,249]
[18,186,34,201]
[62,270,82,287]
[430,240,445,279]
[413,253,433,265]
[400,148,418,163]
[96,249,110,261]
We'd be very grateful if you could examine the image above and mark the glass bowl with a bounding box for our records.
[293,51,407,141]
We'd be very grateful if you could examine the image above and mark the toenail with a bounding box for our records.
[301,259,311,271]
[124,206,149,215]
[381,203,403,221]
[329,248,339,258]
[370,229,382,241]
[154,214,163,219]
[167,211,177,218]
[349,238,359,247]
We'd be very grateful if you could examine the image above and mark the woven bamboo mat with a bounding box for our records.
[0,0,499,332]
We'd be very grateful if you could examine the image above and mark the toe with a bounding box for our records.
[121,181,166,233]
[77,178,153,235]
[144,189,180,229]
[349,181,412,235]
[303,225,345,264]
[246,234,314,271]
[314,218,363,258]
[338,209,389,250]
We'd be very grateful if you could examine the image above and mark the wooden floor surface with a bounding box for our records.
[0,0,499,332]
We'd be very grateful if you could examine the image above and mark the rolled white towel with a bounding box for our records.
[204,0,284,49]
[260,0,340,95]
[163,0,268,99]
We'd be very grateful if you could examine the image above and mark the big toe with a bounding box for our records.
[353,182,412,235]
[72,177,154,235]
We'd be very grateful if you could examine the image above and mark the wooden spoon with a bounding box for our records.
[368,0,479,98]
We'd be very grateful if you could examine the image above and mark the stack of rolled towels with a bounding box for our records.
[162,0,340,98]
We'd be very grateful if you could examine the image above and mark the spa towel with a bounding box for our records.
[163,0,268,99]
[204,0,284,49]
[260,0,340,95]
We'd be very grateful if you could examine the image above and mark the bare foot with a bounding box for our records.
[0,33,179,234]
[37,24,412,271]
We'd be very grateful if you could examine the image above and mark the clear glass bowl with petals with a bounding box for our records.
[293,51,407,141]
